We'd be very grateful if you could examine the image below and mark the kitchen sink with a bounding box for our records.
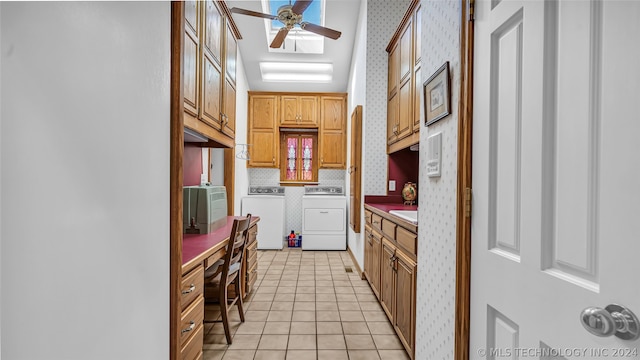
[389,210,418,224]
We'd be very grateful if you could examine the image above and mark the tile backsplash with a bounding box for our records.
[247,168,346,236]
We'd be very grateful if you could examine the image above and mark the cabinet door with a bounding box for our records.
[349,106,362,233]
[298,96,318,126]
[371,230,382,300]
[200,55,222,128]
[399,19,412,84]
[248,95,279,167]
[221,79,235,138]
[364,227,372,283]
[319,96,346,169]
[225,22,237,85]
[202,0,222,66]
[183,1,199,118]
[387,92,399,145]
[413,64,422,132]
[388,44,399,98]
[396,78,412,140]
[394,249,416,356]
[380,239,395,321]
[280,95,299,126]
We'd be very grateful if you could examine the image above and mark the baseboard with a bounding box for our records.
[347,246,365,280]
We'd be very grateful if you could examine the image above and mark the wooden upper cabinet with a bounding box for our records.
[280,95,318,127]
[397,79,412,141]
[319,96,346,169]
[221,79,235,138]
[183,1,199,118]
[248,94,279,168]
[387,92,398,144]
[388,44,399,98]
[414,4,422,66]
[413,5,422,132]
[203,0,222,65]
[200,56,222,128]
[399,18,412,85]
[225,22,237,86]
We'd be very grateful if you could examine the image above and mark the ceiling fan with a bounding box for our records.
[230,0,342,49]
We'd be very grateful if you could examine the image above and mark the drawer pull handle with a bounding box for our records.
[372,220,380,224]
[320,211,329,214]
[181,321,196,334]
[182,284,196,295]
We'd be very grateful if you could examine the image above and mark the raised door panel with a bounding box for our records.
[320,133,345,169]
[221,79,235,138]
[397,79,412,140]
[364,226,373,282]
[200,55,222,128]
[320,97,346,169]
[413,64,422,131]
[250,95,278,130]
[183,31,199,117]
[203,0,222,65]
[388,44,399,98]
[280,96,299,125]
[225,22,237,85]
[414,4,421,66]
[380,239,395,321]
[399,19,412,84]
[387,92,399,145]
[184,1,198,36]
[394,250,416,356]
[299,96,318,126]
[320,97,344,131]
[371,230,382,300]
[248,130,278,167]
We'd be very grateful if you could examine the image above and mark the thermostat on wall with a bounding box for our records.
[426,132,442,177]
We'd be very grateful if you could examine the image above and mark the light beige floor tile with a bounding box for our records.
[337,302,360,311]
[298,275,315,281]
[258,334,289,350]
[315,275,333,281]
[202,349,225,360]
[285,350,317,360]
[344,334,376,350]
[335,294,358,302]
[342,322,370,335]
[235,321,266,335]
[334,287,355,294]
[281,275,298,281]
[270,301,294,311]
[292,310,316,322]
[358,301,382,311]
[254,350,287,360]
[245,310,270,322]
[257,286,278,294]
[372,334,404,350]
[263,321,291,334]
[316,302,338,311]
[316,293,337,302]
[226,334,261,350]
[378,350,410,360]
[260,280,280,287]
[315,287,335,294]
[353,286,374,294]
[276,287,296,294]
[362,310,389,322]
[288,334,317,349]
[316,321,342,334]
[206,323,227,335]
[203,334,229,350]
[295,293,316,302]
[290,321,317,334]
[267,310,292,322]
[367,321,395,335]
[278,280,297,287]
[333,280,351,287]
[252,293,276,302]
[316,310,341,321]
[356,293,378,302]
[296,286,316,294]
[339,311,365,322]
[248,301,273,311]
[317,349,348,360]
[221,350,255,360]
[273,293,295,302]
[347,350,381,360]
[317,334,346,349]
[315,280,333,287]
[293,302,316,311]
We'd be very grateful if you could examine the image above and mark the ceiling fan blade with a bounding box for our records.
[291,0,313,15]
[229,7,278,20]
[300,22,341,40]
[270,28,290,48]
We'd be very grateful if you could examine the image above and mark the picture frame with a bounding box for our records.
[423,61,451,126]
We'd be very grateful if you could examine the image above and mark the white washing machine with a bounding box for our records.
[241,186,285,250]
[301,186,347,250]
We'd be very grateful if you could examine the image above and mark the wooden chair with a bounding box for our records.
[203,214,251,344]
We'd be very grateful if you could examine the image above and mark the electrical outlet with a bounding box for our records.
[389,180,396,192]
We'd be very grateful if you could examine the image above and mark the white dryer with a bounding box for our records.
[301,186,347,250]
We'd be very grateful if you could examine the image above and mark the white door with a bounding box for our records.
[471,0,640,358]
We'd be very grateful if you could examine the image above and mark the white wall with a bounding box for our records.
[233,50,250,215]
[346,0,368,269]
[1,3,170,359]
[415,1,461,359]
[0,3,3,357]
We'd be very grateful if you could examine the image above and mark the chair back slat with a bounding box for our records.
[221,214,252,280]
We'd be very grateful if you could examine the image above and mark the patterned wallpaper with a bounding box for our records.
[415,1,461,359]
[364,0,411,195]
[247,168,345,236]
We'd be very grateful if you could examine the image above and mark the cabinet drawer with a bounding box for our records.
[396,226,417,256]
[381,218,397,239]
[205,251,224,269]
[248,226,258,244]
[247,268,258,293]
[181,265,204,311]
[180,295,204,347]
[371,213,383,232]
[247,250,257,269]
[365,210,372,225]
[180,322,203,360]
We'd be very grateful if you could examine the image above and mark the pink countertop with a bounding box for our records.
[182,216,260,268]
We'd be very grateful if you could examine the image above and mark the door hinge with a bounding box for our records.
[464,187,472,218]
[469,0,475,21]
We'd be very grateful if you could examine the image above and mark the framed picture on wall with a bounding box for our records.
[424,61,451,126]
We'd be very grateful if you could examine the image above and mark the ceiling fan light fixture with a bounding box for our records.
[259,62,333,83]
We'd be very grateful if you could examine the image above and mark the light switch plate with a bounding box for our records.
[427,132,442,177]
[389,180,396,192]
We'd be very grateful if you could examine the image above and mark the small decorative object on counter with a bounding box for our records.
[402,182,417,205]
[287,230,302,248]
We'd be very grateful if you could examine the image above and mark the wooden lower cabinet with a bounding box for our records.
[364,205,417,359]
[180,265,205,360]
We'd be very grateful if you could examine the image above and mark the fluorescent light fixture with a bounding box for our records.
[259,62,333,83]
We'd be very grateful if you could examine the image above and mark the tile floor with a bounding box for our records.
[202,248,410,360]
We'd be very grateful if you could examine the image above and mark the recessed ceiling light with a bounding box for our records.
[259,62,333,83]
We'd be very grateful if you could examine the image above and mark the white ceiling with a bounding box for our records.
[226,0,362,93]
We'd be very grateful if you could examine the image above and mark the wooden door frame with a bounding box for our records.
[454,0,474,359]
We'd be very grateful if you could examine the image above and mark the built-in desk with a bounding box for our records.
[179,216,260,360]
